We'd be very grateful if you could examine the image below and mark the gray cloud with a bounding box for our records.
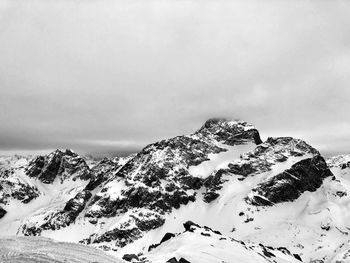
[0,0,349,157]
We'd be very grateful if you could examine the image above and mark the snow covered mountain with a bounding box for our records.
[0,118,349,263]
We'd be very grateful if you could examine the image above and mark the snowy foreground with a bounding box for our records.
[0,236,120,263]
[1,119,350,262]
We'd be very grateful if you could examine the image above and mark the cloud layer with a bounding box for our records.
[0,0,349,156]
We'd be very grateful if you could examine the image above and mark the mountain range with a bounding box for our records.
[1,118,350,263]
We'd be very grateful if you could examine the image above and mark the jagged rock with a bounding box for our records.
[203,191,220,203]
[87,186,196,218]
[131,213,165,232]
[165,257,191,263]
[64,190,92,218]
[86,157,132,191]
[202,136,319,203]
[341,162,350,169]
[195,118,262,145]
[26,149,92,184]
[183,221,200,232]
[86,227,142,247]
[0,206,6,218]
[0,172,40,205]
[148,232,176,251]
[122,254,139,262]
[11,184,40,204]
[248,155,333,206]
[293,254,303,261]
[160,232,176,244]
[203,170,225,202]
[21,190,93,236]
[83,210,165,248]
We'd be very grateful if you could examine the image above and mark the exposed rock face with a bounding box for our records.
[22,190,93,236]
[148,232,176,252]
[64,190,92,219]
[248,155,333,206]
[0,206,6,218]
[166,258,191,263]
[0,179,39,205]
[26,149,92,184]
[85,157,127,191]
[0,157,40,205]
[122,254,139,262]
[202,137,320,202]
[83,210,166,247]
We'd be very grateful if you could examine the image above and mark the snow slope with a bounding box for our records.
[143,222,301,263]
[0,236,120,263]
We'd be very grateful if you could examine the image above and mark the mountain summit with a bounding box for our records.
[0,119,348,263]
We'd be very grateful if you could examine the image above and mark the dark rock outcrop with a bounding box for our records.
[148,232,176,251]
[122,254,139,262]
[202,137,319,203]
[183,221,200,232]
[0,170,40,205]
[195,118,262,145]
[84,227,142,247]
[0,206,6,218]
[21,190,92,236]
[64,190,92,218]
[85,157,126,191]
[26,149,92,184]
[167,258,178,263]
[166,257,191,263]
[248,155,333,206]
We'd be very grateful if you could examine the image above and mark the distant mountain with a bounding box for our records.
[0,118,349,263]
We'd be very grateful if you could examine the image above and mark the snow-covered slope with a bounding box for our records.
[0,118,348,262]
[142,221,301,263]
[0,236,120,263]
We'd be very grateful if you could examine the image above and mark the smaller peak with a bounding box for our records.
[327,154,350,169]
[262,137,320,156]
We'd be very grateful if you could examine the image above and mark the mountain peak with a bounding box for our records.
[199,118,255,130]
[48,149,77,158]
[26,149,92,184]
[196,118,262,145]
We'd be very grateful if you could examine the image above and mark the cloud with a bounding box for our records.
[0,0,349,156]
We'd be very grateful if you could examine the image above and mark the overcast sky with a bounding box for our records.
[0,0,349,157]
